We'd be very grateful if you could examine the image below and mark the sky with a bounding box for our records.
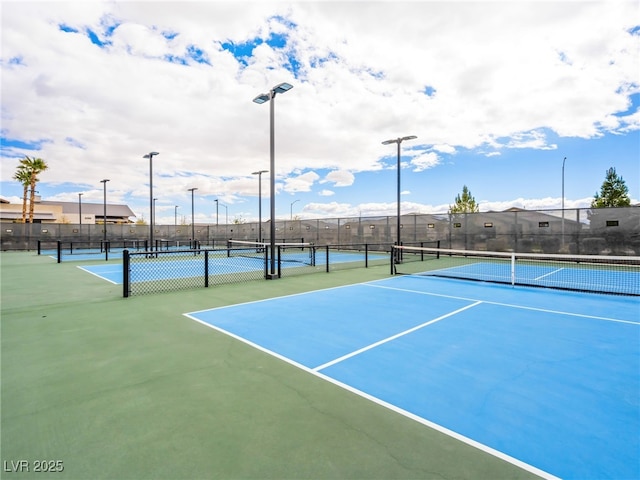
[1,0,639,225]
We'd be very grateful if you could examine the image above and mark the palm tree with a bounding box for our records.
[12,164,31,223]
[19,156,49,223]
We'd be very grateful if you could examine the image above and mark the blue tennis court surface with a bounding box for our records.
[185,276,640,479]
[78,251,388,284]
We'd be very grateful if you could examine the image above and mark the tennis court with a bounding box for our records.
[78,248,389,285]
[186,275,640,480]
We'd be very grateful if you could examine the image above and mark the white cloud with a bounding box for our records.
[323,170,354,187]
[283,171,319,193]
[410,151,440,172]
[1,1,637,219]
[318,189,334,197]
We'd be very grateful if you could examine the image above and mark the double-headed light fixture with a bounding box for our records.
[382,135,417,262]
[253,82,293,279]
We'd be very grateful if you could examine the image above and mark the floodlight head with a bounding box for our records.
[100,179,110,183]
[188,187,198,192]
[143,151,159,159]
[273,82,293,94]
[253,93,270,104]
[382,135,417,145]
[252,170,268,175]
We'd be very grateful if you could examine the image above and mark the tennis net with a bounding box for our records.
[227,240,316,266]
[391,245,640,296]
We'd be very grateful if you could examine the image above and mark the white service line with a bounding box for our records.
[312,301,483,372]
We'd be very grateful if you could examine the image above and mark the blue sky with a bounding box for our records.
[1,1,638,224]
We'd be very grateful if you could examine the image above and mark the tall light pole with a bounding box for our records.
[562,156,567,247]
[218,202,228,225]
[214,199,219,226]
[78,193,83,232]
[252,170,268,242]
[188,187,197,246]
[153,198,158,228]
[174,205,179,228]
[100,179,110,243]
[253,82,293,279]
[382,135,417,261]
[143,152,159,251]
[290,199,300,220]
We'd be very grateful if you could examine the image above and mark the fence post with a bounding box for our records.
[123,249,130,297]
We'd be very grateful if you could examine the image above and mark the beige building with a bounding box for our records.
[0,197,135,224]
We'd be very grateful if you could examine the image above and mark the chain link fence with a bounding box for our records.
[4,207,638,255]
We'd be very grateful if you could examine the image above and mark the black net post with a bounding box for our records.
[277,246,282,278]
[57,240,62,263]
[325,245,330,273]
[365,243,369,268]
[37,240,41,255]
[204,250,209,288]
[264,245,268,279]
[390,246,396,274]
[123,249,130,297]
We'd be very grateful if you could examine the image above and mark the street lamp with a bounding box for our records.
[253,82,293,278]
[214,199,219,226]
[188,187,197,246]
[562,156,567,247]
[100,179,110,243]
[78,193,83,232]
[290,199,300,220]
[252,170,268,242]
[143,152,159,250]
[382,135,417,262]
[174,205,179,228]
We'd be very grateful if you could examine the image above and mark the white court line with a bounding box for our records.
[534,267,564,280]
[76,266,119,284]
[365,282,640,325]
[313,301,483,372]
[183,309,560,480]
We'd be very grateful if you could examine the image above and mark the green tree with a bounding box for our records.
[12,164,31,223]
[16,156,49,223]
[448,185,479,214]
[591,167,631,208]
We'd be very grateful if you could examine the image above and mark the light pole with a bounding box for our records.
[218,203,228,225]
[78,193,83,232]
[562,156,567,247]
[214,199,219,226]
[153,198,158,229]
[290,199,300,220]
[252,170,268,242]
[100,179,110,243]
[174,205,179,228]
[253,82,293,279]
[188,187,197,246]
[382,135,417,262]
[143,152,159,251]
